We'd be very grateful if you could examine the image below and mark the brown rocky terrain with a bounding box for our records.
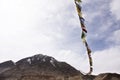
[0,54,120,80]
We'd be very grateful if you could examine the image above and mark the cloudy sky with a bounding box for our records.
[0,0,120,74]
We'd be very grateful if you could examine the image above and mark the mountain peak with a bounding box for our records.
[16,54,58,68]
[0,54,80,78]
[0,60,14,68]
[0,54,120,80]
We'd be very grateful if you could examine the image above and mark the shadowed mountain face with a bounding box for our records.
[0,54,81,80]
[0,54,120,80]
[0,60,15,74]
[94,73,120,80]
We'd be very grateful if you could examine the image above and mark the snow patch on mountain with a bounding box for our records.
[27,58,31,64]
[50,58,56,67]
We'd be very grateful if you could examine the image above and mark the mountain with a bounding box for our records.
[0,60,15,74]
[0,54,120,80]
[94,73,120,80]
[0,54,82,80]
[82,73,120,80]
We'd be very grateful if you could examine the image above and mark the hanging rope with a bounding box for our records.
[74,0,93,75]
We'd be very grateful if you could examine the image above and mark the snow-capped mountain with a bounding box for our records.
[0,54,81,80]
[0,54,120,80]
[15,54,80,76]
[16,54,58,68]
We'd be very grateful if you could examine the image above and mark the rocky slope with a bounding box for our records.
[0,60,15,74]
[0,54,82,80]
[0,54,120,80]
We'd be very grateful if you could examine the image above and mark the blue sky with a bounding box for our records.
[83,0,120,51]
[0,0,120,74]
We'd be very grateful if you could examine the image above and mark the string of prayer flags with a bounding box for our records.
[74,0,93,75]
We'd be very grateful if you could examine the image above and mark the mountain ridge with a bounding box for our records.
[0,54,120,80]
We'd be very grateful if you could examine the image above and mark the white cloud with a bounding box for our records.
[58,45,120,75]
[0,0,75,62]
[53,45,120,75]
[52,49,89,72]
[0,0,120,76]
[64,45,120,75]
[110,0,120,20]
[107,30,120,44]
[92,46,120,74]
[0,0,83,63]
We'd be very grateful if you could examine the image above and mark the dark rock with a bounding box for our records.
[94,73,120,80]
[0,54,81,80]
[82,74,96,80]
[0,60,15,74]
[0,54,120,80]
[0,60,14,68]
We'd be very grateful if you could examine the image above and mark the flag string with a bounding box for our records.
[74,0,93,75]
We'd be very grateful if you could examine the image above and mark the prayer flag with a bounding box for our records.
[74,0,93,75]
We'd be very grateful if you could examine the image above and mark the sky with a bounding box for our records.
[0,0,120,75]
